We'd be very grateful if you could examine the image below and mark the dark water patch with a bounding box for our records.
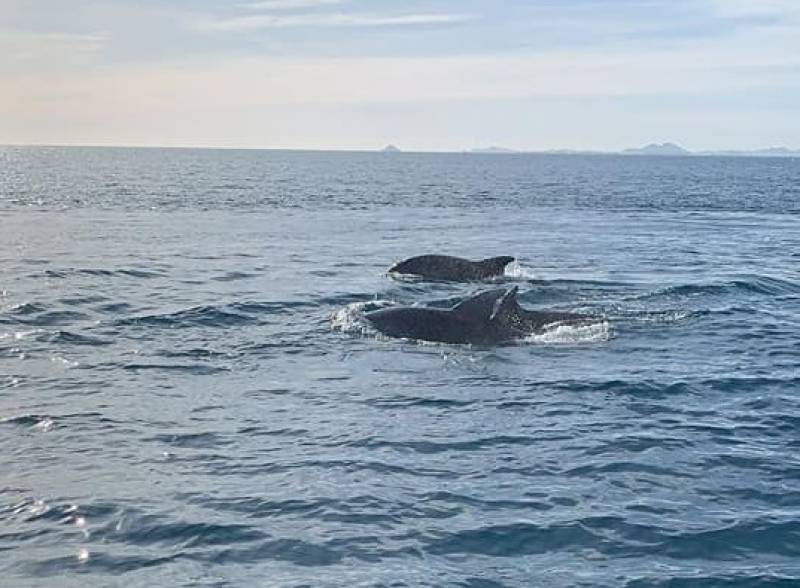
[299,459,452,479]
[625,575,800,588]
[56,295,109,306]
[117,268,165,278]
[147,432,236,449]
[93,301,133,313]
[700,376,800,393]
[422,520,628,557]
[416,491,554,513]
[543,379,701,398]
[3,308,90,326]
[712,488,800,508]
[122,362,228,375]
[424,516,800,561]
[37,330,112,346]
[3,302,47,315]
[235,426,309,437]
[189,493,457,524]
[204,537,342,566]
[211,271,257,282]
[636,276,800,302]
[41,267,165,279]
[345,435,543,454]
[115,300,322,329]
[0,414,52,428]
[10,552,181,578]
[657,519,800,560]
[19,258,50,265]
[1,410,106,425]
[457,579,513,588]
[154,347,231,359]
[184,495,336,519]
[564,461,695,479]
[365,395,477,409]
[579,434,693,456]
[116,305,260,328]
[97,518,266,548]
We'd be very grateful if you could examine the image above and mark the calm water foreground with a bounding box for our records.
[1,147,799,587]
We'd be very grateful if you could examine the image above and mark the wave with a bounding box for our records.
[38,330,112,346]
[116,305,258,328]
[633,275,800,302]
[41,268,164,279]
[0,303,90,327]
[121,363,228,375]
[421,516,800,560]
[0,414,54,430]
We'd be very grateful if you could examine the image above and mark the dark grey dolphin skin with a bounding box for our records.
[364,286,593,344]
[388,255,515,282]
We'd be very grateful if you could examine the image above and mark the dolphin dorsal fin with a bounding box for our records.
[452,288,509,320]
[489,286,520,322]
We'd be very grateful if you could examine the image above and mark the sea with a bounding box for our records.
[1,146,799,587]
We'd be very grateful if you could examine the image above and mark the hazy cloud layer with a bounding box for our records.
[243,0,347,10]
[194,12,473,32]
[1,0,797,149]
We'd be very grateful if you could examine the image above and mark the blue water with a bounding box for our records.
[1,147,799,587]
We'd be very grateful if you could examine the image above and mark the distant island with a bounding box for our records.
[381,144,401,153]
[622,142,691,156]
[460,142,800,158]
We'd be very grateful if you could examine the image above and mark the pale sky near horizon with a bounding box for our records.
[1,0,798,151]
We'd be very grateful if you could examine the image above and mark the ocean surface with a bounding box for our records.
[1,146,799,587]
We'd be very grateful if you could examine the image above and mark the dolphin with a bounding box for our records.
[388,255,515,282]
[364,286,594,344]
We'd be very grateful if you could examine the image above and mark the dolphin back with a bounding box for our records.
[364,306,475,344]
[451,288,511,320]
[363,286,598,344]
[480,256,515,276]
[388,254,514,282]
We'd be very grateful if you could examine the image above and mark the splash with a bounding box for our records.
[386,271,421,283]
[330,300,392,334]
[523,320,612,345]
[503,260,538,280]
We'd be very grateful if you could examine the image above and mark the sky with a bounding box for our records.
[1,0,798,151]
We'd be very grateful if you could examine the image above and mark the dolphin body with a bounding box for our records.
[388,255,515,282]
[364,286,593,344]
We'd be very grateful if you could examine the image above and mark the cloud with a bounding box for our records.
[0,29,110,70]
[193,11,473,32]
[242,0,346,10]
[706,0,800,20]
[0,29,110,44]
[6,34,797,123]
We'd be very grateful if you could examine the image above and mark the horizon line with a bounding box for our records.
[2,142,799,156]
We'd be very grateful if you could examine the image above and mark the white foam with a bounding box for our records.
[33,417,54,433]
[523,320,612,345]
[51,355,79,368]
[0,329,43,341]
[503,260,538,280]
[330,300,393,334]
[386,271,421,283]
